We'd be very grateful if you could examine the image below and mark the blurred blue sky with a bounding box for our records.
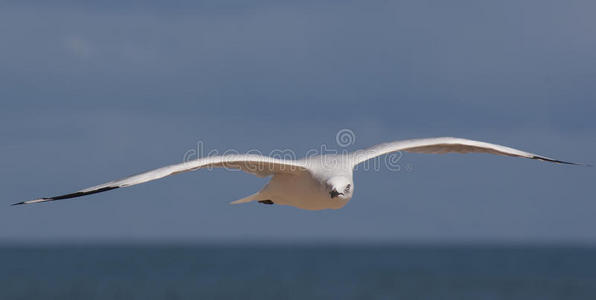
[1,0,594,244]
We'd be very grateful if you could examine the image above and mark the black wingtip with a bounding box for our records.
[558,160,590,167]
[11,198,49,206]
[12,186,120,207]
[532,156,590,167]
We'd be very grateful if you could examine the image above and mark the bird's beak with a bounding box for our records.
[329,189,344,198]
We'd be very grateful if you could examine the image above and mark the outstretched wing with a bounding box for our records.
[352,137,584,166]
[14,154,307,205]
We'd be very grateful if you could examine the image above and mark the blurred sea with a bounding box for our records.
[1,244,595,300]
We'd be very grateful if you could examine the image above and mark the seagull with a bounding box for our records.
[13,137,585,210]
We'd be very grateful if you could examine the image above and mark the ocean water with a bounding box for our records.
[1,244,596,300]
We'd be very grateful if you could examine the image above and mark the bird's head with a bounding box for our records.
[326,177,353,200]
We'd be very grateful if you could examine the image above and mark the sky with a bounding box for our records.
[1,0,594,244]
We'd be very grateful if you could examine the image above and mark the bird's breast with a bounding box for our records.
[262,173,350,210]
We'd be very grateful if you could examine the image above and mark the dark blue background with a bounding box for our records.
[1,0,594,243]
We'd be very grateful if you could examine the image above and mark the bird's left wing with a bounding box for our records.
[352,137,584,166]
[14,154,307,205]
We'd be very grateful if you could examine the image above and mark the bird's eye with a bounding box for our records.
[344,184,351,193]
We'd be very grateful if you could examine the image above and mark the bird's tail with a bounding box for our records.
[230,192,260,205]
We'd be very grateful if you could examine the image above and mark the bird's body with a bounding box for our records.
[234,155,355,210]
[14,137,585,209]
[249,172,348,210]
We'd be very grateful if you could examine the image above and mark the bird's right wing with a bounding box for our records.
[15,154,307,205]
[352,137,584,166]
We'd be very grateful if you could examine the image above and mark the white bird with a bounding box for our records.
[13,137,585,210]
